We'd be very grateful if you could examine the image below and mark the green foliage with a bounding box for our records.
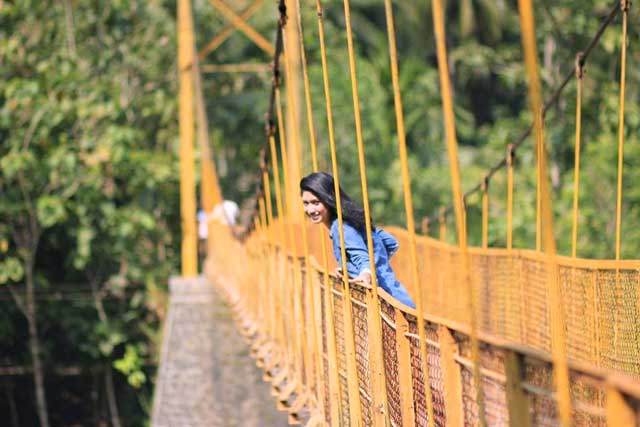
[114,344,147,388]
[1,0,179,424]
[0,256,24,284]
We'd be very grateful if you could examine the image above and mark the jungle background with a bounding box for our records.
[1,0,639,425]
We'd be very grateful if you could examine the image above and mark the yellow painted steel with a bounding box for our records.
[200,63,270,73]
[293,0,318,173]
[615,1,628,261]
[320,5,364,422]
[481,180,488,249]
[382,1,434,426]
[198,0,265,60]
[507,145,514,250]
[571,57,583,258]
[517,1,571,426]
[431,1,485,426]
[342,0,391,424]
[535,115,542,252]
[191,53,222,213]
[177,0,198,276]
[282,3,326,417]
[315,2,348,423]
[207,0,275,56]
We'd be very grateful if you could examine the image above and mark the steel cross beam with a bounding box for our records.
[206,0,274,57]
[198,0,265,59]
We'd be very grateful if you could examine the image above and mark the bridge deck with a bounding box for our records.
[151,276,287,427]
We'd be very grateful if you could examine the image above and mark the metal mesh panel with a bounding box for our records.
[570,372,606,427]
[457,338,509,427]
[351,285,373,426]
[524,360,557,427]
[407,319,429,427]
[559,266,598,365]
[483,376,509,426]
[460,365,480,426]
[332,278,351,427]
[459,365,509,427]
[323,356,331,424]
[596,269,640,376]
[406,315,447,427]
[520,257,551,353]
[319,276,331,424]
[381,304,402,427]
[427,338,447,427]
[339,372,351,427]
[299,260,309,387]
[470,253,518,341]
[320,277,328,354]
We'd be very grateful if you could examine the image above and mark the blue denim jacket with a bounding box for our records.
[330,219,416,308]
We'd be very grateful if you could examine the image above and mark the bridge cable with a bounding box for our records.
[382,0,438,425]
[292,0,331,420]
[281,0,326,416]
[313,1,349,421]
[517,0,572,425]
[426,1,622,226]
[342,0,395,424]
[431,0,486,425]
[571,55,584,258]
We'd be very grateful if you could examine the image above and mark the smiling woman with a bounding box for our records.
[299,172,415,308]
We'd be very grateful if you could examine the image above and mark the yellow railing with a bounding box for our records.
[206,221,640,426]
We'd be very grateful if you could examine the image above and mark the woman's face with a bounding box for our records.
[302,191,331,226]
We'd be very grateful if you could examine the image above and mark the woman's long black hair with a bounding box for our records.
[300,172,373,231]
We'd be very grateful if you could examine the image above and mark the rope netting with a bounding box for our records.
[190,0,640,425]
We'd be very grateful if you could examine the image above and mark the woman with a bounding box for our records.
[300,172,416,308]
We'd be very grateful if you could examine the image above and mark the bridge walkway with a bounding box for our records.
[151,276,288,427]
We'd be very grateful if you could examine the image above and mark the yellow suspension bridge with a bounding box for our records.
[154,0,640,426]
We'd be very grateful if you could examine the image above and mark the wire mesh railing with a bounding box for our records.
[206,222,640,426]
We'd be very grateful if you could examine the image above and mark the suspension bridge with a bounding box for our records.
[153,0,639,426]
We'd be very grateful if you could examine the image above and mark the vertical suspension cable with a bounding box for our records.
[314,1,364,424]
[517,1,571,425]
[276,86,308,398]
[431,1,486,426]
[258,186,275,345]
[280,9,313,409]
[268,134,288,373]
[536,115,542,251]
[613,0,629,374]
[381,0,434,425]
[264,161,286,375]
[291,0,327,417]
[615,0,628,261]
[283,1,326,415]
[276,88,291,217]
[191,50,223,211]
[482,178,489,249]
[343,0,392,423]
[315,1,346,422]
[294,0,319,172]
[507,144,514,250]
[571,55,584,258]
